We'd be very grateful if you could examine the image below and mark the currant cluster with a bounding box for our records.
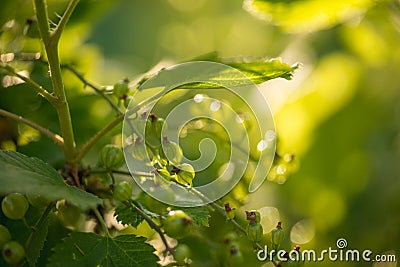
[130,113,195,187]
[1,193,28,265]
[223,204,304,267]
[111,78,136,109]
[96,126,195,265]
[96,144,133,202]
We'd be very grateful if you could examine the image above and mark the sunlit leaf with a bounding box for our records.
[138,56,298,91]
[181,58,299,89]
[243,0,374,33]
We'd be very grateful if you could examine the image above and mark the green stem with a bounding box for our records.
[48,43,76,162]
[108,172,116,185]
[74,79,161,162]
[91,169,154,177]
[0,65,58,106]
[0,108,64,146]
[126,201,173,254]
[93,207,109,236]
[51,0,80,44]
[22,217,31,230]
[33,0,50,44]
[34,0,77,163]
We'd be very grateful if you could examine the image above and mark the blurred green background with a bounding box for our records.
[1,0,399,266]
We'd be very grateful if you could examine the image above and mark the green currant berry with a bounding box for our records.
[226,245,244,266]
[174,244,191,265]
[134,112,147,132]
[173,163,195,187]
[163,210,192,239]
[224,203,236,220]
[140,189,174,214]
[1,193,29,220]
[109,94,119,105]
[131,138,149,161]
[56,200,81,228]
[113,181,132,202]
[145,114,166,148]
[0,225,11,249]
[113,78,129,98]
[160,138,183,165]
[24,18,40,38]
[223,232,238,245]
[83,176,112,198]
[99,144,124,169]
[271,222,285,248]
[245,210,261,223]
[247,222,263,242]
[154,168,171,183]
[26,193,50,209]
[153,117,166,139]
[2,241,25,264]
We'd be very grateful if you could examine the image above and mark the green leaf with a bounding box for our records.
[226,58,299,82]
[137,55,298,91]
[115,201,159,229]
[26,211,51,267]
[179,57,299,89]
[180,206,210,227]
[243,0,374,33]
[48,232,158,267]
[114,204,143,228]
[0,150,101,210]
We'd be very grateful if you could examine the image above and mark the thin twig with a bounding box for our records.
[62,65,122,115]
[74,114,124,162]
[93,207,110,236]
[90,169,153,177]
[126,201,173,254]
[0,108,64,146]
[51,0,80,44]
[74,78,163,162]
[0,65,58,106]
